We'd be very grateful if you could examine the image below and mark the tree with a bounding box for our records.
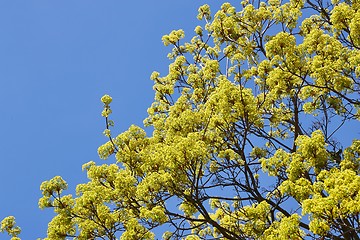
[2,0,360,239]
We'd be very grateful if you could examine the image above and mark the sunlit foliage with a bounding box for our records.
[2,0,360,239]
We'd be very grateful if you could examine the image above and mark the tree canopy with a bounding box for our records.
[2,0,360,239]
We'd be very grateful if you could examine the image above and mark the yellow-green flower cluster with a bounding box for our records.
[162,29,185,46]
[101,94,112,105]
[0,216,21,240]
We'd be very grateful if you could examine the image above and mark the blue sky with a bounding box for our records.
[0,1,226,238]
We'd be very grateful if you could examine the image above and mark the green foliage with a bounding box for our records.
[0,216,21,240]
[3,0,360,239]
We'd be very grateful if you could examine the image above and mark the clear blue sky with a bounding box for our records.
[0,1,225,238]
